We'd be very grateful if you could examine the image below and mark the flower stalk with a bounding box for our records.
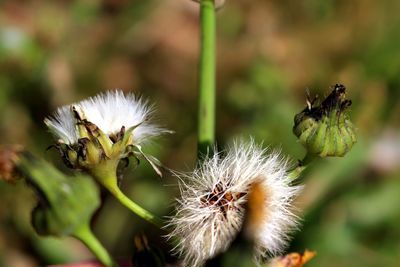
[73,222,117,267]
[89,162,163,228]
[101,175,163,229]
[198,0,216,156]
[288,152,316,181]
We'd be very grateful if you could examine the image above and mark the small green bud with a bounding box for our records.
[293,84,356,157]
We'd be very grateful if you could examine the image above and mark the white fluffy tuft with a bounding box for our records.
[44,106,78,145]
[44,90,166,145]
[166,139,302,267]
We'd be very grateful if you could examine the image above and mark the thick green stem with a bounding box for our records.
[73,223,117,267]
[197,0,216,156]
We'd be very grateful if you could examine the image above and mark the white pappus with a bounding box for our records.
[167,139,302,267]
[44,90,165,146]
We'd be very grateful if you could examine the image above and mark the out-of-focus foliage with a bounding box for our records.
[0,0,399,266]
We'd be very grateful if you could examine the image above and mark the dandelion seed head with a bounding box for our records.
[167,139,302,267]
[44,90,164,145]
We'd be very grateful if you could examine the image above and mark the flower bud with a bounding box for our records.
[293,84,356,157]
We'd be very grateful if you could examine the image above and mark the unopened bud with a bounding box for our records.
[293,84,356,157]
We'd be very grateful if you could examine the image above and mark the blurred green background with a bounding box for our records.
[0,0,400,266]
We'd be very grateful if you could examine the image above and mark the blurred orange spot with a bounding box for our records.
[272,250,316,267]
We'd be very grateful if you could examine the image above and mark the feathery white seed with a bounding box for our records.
[44,90,165,145]
[44,106,78,145]
[167,139,302,267]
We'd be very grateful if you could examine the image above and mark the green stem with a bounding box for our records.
[301,152,316,166]
[92,165,163,229]
[197,0,216,157]
[73,223,117,267]
[109,185,163,229]
[288,152,317,181]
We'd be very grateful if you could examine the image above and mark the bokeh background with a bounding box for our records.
[1,0,400,266]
